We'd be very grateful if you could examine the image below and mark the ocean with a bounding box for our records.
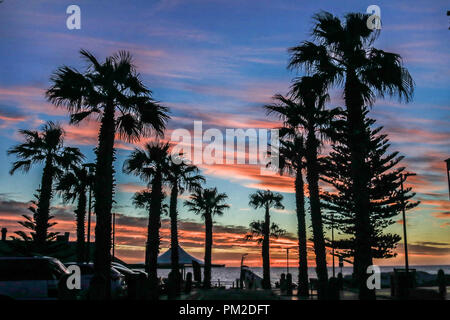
[156,265,450,287]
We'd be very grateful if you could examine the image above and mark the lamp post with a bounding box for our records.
[445,158,450,200]
[286,248,289,274]
[331,212,335,278]
[112,212,116,261]
[85,164,94,262]
[400,172,416,273]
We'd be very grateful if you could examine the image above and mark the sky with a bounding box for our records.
[0,0,449,267]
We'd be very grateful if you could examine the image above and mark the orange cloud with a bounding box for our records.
[202,163,294,193]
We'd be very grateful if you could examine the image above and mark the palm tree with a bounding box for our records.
[288,11,414,299]
[248,190,284,289]
[245,221,286,243]
[184,187,229,288]
[123,142,171,296]
[266,76,339,298]
[56,163,95,262]
[8,121,83,248]
[167,159,204,290]
[46,50,169,296]
[277,134,309,296]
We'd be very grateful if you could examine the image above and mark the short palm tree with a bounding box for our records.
[123,142,171,295]
[184,187,229,288]
[8,121,83,248]
[288,11,414,299]
[248,190,284,289]
[46,50,169,296]
[167,159,204,289]
[277,133,309,296]
[245,221,286,244]
[266,76,340,298]
[56,162,95,262]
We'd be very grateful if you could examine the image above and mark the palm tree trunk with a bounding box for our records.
[295,168,309,297]
[93,102,115,299]
[147,169,163,298]
[75,186,87,263]
[204,211,213,289]
[35,155,53,247]
[344,72,375,300]
[305,129,328,299]
[169,183,180,293]
[262,205,271,289]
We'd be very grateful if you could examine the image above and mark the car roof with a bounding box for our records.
[0,256,58,261]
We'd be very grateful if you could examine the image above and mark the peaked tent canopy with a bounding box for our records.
[157,245,204,268]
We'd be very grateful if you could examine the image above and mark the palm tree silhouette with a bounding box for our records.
[288,11,414,299]
[56,162,95,262]
[46,50,169,297]
[266,76,339,298]
[123,142,171,297]
[8,121,83,249]
[245,221,286,243]
[277,134,309,296]
[167,159,204,292]
[248,190,284,289]
[184,187,229,288]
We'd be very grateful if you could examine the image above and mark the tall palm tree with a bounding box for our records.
[278,134,309,296]
[46,50,169,296]
[167,159,204,290]
[248,190,284,289]
[123,142,171,296]
[8,121,83,248]
[56,163,95,262]
[266,76,339,298]
[288,11,414,299]
[184,187,229,288]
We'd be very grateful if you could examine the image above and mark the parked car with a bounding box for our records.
[0,256,69,300]
[111,262,137,275]
[65,262,127,299]
[112,262,149,299]
[111,262,140,298]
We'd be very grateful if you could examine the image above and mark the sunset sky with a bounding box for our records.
[0,0,449,267]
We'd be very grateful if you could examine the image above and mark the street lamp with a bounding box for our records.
[331,212,335,278]
[85,164,95,262]
[112,212,116,261]
[400,172,416,273]
[445,158,450,200]
[286,248,289,274]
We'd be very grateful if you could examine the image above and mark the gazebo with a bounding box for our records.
[157,246,225,280]
[157,245,204,268]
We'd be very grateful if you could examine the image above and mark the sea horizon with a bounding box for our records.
[153,264,450,285]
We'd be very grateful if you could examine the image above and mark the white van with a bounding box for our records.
[0,257,69,300]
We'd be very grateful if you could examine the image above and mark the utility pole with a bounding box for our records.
[400,172,416,273]
[85,165,94,262]
[112,212,116,261]
[286,248,289,274]
[445,158,450,200]
[331,212,335,278]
